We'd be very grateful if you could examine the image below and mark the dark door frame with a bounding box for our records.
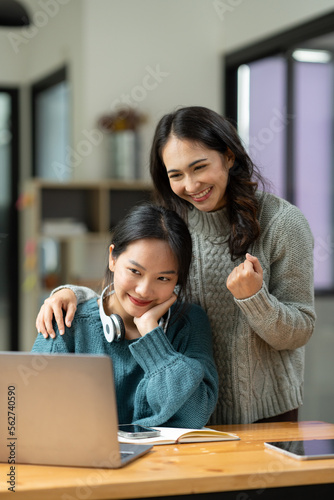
[0,86,19,350]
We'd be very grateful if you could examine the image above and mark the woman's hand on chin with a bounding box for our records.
[133,293,177,336]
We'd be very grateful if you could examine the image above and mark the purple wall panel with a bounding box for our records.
[248,56,287,197]
[294,62,333,289]
[245,57,333,289]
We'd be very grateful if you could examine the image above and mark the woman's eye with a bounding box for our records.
[158,276,169,281]
[168,173,181,180]
[194,164,206,171]
[129,268,140,275]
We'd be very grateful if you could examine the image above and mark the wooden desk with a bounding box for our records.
[1,421,334,500]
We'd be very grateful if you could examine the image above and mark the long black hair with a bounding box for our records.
[103,203,192,310]
[150,106,265,260]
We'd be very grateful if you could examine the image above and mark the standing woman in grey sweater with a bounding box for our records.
[36,106,316,425]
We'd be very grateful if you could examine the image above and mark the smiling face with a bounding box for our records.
[108,238,179,320]
[162,136,235,212]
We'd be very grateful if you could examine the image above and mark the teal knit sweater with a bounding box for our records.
[32,299,219,428]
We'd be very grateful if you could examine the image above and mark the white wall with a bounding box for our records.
[3,0,334,181]
[1,0,225,180]
[78,0,224,180]
[221,0,334,52]
[1,0,82,83]
[0,0,83,181]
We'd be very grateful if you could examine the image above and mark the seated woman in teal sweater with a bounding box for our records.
[32,203,219,428]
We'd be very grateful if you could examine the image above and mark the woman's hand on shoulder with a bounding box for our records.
[133,293,177,336]
[36,289,78,339]
[226,253,263,300]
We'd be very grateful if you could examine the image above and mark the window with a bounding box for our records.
[32,67,70,181]
[225,12,334,293]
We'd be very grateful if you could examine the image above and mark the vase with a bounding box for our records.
[108,130,139,179]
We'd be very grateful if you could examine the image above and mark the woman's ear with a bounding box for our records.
[109,244,116,272]
[225,147,235,169]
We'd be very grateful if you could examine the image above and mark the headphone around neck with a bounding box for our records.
[99,284,172,343]
[99,285,125,343]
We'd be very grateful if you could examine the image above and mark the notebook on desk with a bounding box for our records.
[0,352,152,468]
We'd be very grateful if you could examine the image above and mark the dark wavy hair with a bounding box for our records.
[103,203,192,310]
[150,106,265,260]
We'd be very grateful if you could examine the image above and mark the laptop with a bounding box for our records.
[0,351,152,468]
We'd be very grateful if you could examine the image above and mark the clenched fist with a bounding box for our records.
[226,253,263,300]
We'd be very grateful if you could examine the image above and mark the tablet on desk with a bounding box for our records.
[264,439,334,460]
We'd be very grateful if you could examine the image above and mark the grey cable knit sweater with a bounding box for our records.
[56,191,316,425]
[187,191,315,424]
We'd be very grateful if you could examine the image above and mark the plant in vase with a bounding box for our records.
[98,108,147,179]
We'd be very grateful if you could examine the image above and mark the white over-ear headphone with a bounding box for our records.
[99,284,172,343]
[99,285,125,343]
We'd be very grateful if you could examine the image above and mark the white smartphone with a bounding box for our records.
[118,424,161,439]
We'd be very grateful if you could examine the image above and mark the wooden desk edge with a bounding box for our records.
[1,421,334,500]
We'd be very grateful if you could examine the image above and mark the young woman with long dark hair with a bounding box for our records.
[32,203,218,428]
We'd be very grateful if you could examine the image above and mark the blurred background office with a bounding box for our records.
[0,0,334,422]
